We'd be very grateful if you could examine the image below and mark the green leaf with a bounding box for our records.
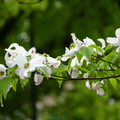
[68,57,73,71]
[109,78,117,89]
[0,91,3,107]
[75,65,88,73]
[12,78,18,91]
[36,67,49,78]
[0,77,11,99]
[0,77,12,106]
[7,65,18,76]
[104,45,113,55]
[57,80,63,88]
[89,44,103,53]
[78,46,93,60]
[56,65,68,74]
[76,52,83,62]
[88,63,96,71]
[20,78,29,88]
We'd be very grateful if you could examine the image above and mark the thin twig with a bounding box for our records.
[51,74,120,81]
[92,55,120,68]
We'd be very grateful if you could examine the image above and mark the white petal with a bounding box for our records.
[116,46,120,53]
[71,68,80,78]
[15,54,27,67]
[47,57,61,68]
[0,64,7,71]
[34,73,43,85]
[71,33,78,43]
[106,37,120,46]
[71,57,78,67]
[83,37,95,46]
[46,67,52,78]
[71,33,83,46]
[92,81,101,90]
[61,48,75,61]
[18,68,25,79]
[23,69,31,78]
[80,56,88,66]
[115,28,120,39]
[26,47,36,57]
[5,43,20,56]
[17,46,27,55]
[85,80,91,89]
[96,88,105,95]
[30,54,46,65]
[97,38,106,48]
[5,43,27,56]
[0,64,7,79]
[83,73,89,78]
[74,40,83,51]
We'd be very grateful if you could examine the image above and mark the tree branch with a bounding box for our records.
[51,74,120,81]
[92,55,120,68]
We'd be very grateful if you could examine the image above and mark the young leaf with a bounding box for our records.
[36,67,48,78]
[75,65,88,73]
[0,77,12,106]
[78,46,93,60]
[57,80,63,88]
[88,63,96,71]
[20,78,29,88]
[89,44,103,53]
[76,52,83,62]
[0,91,3,107]
[109,78,117,89]
[0,77,11,99]
[12,78,19,91]
[68,57,73,71]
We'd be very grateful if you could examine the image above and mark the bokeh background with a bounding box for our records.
[0,0,120,120]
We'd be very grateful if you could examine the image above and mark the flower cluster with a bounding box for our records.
[4,43,61,85]
[0,28,120,104]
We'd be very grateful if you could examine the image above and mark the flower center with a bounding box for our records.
[70,43,76,49]
[0,71,4,76]
[43,53,49,57]
[24,63,30,69]
[56,56,61,60]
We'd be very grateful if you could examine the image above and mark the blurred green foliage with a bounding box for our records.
[0,0,120,120]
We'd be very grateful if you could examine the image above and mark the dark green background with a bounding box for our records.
[0,0,120,120]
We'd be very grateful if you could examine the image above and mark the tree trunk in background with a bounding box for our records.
[30,13,37,120]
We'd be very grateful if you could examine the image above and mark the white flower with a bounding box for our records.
[71,56,81,67]
[5,43,36,67]
[0,64,7,79]
[5,43,27,56]
[69,56,81,78]
[14,53,52,85]
[15,54,46,79]
[46,56,61,68]
[5,43,27,67]
[61,47,75,61]
[107,28,120,46]
[83,73,89,78]
[85,80,105,95]
[83,37,95,46]
[61,33,82,61]
[34,72,43,86]
[85,80,91,89]
[71,33,83,51]
[97,38,106,49]
[70,67,81,78]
